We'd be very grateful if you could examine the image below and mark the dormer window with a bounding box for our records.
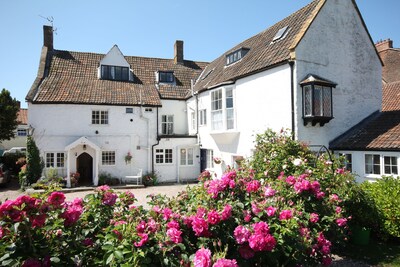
[226,48,249,66]
[101,65,129,81]
[301,75,336,127]
[159,71,174,83]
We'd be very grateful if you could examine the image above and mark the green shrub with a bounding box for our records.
[361,177,400,239]
[142,172,158,186]
[26,136,43,185]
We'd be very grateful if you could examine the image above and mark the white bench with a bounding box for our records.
[123,168,143,185]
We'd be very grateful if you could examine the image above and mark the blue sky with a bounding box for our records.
[1,0,399,108]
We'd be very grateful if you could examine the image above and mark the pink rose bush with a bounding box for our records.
[0,130,356,266]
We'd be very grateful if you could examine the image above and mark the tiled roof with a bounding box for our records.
[382,81,400,111]
[28,50,208,106]
[194,0,323,92]
[330,111,400,151]
[17,109,28,125]
[379,48,400,83]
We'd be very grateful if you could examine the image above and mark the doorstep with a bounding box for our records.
[25,184,145,195]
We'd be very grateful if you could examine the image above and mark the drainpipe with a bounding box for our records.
[151,107,160,174]
[289,60,296,140]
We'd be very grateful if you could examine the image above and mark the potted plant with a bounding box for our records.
[70,172,80,187]
[125,152,133,164]
[213,157,222,164]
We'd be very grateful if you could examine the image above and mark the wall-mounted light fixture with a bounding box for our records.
[83,144,87,150]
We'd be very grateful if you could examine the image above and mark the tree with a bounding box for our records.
[26,136,43,185]
[0,88,19,142]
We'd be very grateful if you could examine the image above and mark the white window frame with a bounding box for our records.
[199,109,207,126]
[161,115,174,135]
[384,156,398,176]
[211,88,235,131]
[180,148,194,166]
[102,151,116,166]
[155,149,173,165]
[46,152,65,168]
[190,112,196,131]
[365,154,381,175]
[17,129,28,136]
[92,110,109,125]
[206,149,214,169]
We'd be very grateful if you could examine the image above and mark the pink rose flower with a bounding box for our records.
[252,221,270,235]
[221,204,232,220]
[310,213,319,223]
[134,233,148,247]
[246,180,260,193]
[207,210,221,225]
[234,225,251,244]
[279,209,293,220]
[193,248,212,267]
[31,214,46,228]
[47,192,65,207]
[266,206,277,217]
[336,218,347,227]
[238,244,255,259]
[192,216,209,237]
[167,227,183,244]
[264,186,276,197]
[212,258,239,267]
[102,191,117,206]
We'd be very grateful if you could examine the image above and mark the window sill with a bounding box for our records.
[303,116,333,127]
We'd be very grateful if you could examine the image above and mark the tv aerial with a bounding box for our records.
[39,15,58,34]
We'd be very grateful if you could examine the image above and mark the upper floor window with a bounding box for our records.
[17,129,27,136]
[191,112,196,131]
[199,109,207,126]
[101,65,129,81]
[158,71,174,83]
[126,108,133,114]
[226,48,249,65]
[161,115,174,135]
[211,88,235,131]
[92,110,109,125]
[301,75,336,127]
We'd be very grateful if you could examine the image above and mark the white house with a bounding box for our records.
[27,29,207,186]
[187,0,382,178]
[0,108,28,154]
[27,0,387,186]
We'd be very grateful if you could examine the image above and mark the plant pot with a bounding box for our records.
[352,225,371,245]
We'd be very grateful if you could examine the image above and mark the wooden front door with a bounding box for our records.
[77,152,93,186]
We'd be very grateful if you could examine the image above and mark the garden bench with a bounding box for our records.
[123,168,143,185]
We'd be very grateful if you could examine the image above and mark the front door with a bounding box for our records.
[77,152,93,186]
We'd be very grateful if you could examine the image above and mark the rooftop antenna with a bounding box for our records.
[39,15,58,35]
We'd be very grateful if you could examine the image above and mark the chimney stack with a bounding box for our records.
[43,25,53,50]
[174,40,184,65]
[375,39,393,53]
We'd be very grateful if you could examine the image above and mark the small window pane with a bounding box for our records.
[102,151,115,165]
[126,108,133,114]
[304,85,312,116]
[180,149,187,165]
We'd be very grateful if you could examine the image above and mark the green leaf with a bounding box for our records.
[106,252,114,265]
[114,250,123,260]
[50,257,60,263]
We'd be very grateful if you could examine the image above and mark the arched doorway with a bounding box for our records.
[77,152,93,186]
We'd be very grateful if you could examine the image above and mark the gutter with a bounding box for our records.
[151,107,160,174]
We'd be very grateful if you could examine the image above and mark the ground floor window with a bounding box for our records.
[365,154,381,175]
[206,149,214,169]
[156,149,173,164]
[340,153,352,172]
[180,148,194,166]
[102,151,115,165]
[46,152,65,168]
[384,156,398,175]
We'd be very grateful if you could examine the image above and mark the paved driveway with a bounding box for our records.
[0,178,194,209]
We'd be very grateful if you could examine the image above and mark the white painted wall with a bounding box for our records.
[159,100,189,135]
[28,103,156,182]
[295,0,382,147]
[191,64,292,169]
[0,125,28,151]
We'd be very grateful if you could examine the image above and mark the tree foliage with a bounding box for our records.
[0,88,19,142]
[26,136,43,185]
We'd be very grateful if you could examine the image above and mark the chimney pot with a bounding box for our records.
[43,25,53,50]
[174,40,184,65]
[375,38,393,52]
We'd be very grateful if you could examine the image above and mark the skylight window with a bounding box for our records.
[226,48,250,66]
[272,26,289,42]
[201,68,214,80]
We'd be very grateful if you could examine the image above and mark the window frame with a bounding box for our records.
[158,71,175,83]
[301,77,335,127]
[365,154,381,175]
[180,148,194,166]
[199,109,207,126]
[45,152,65,168]
[384,156,398,175]
[92,110,109,125]
[102,151,116,166]
[155,148,173,165]
[17,129,28,137]
[211,88,235,131]
[226,48,249,66]
[161,115,174,135]
[101,65,129,81]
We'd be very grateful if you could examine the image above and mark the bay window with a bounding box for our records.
[301,75,335,126]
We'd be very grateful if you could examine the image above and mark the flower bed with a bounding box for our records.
[0,130,355,266]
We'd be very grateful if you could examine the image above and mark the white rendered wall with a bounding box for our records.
[159,100,189,135]
[28,103,156,180]
[191,64,292,168]
[294,0,382,147]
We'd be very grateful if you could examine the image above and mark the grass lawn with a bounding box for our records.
[336,237,400,266]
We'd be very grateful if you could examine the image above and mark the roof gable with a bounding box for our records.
[100,45,130,67]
